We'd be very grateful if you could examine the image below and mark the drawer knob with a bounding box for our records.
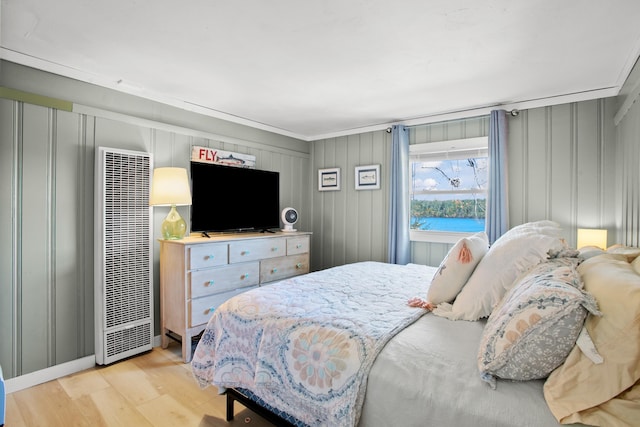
[296,244,302,248]
[207,307,215,314]
[206,254,215,260]
[272,268,278,273]
[242,273,249,279]
[271,247,278,251]
[296,263,303,269]
[206,280,214,286]
[242,250,250,256]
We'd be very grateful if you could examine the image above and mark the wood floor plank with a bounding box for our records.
[12,380,91,426]
[89,386,154,427]
[136,393,204,427]
[57,368,110,399]
[5,344,277,427]
[5,393,28,427]
[133,348,220,411]
[97,356,161,405]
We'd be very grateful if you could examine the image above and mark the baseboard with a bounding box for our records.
[5,355,96,394]
[5,335,163,394]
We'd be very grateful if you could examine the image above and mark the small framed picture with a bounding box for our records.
[355,164,380,190]
[318,167,341,191]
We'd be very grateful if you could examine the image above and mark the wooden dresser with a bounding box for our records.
[159,231,311,362]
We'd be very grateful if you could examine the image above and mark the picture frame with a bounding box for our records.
[355,164,380,190]
[318,167,341,191]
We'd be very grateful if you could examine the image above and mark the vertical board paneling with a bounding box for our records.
[310,131,390,270]
[618,91,640,245]
[507,111,527,224]
[371,131,388,262]
[54,110,83,363]
[336,136,355,265]
[576,101,603,229]
[0,98,310,380]
[524,108,548,221]
[82,115,96,356]
[312,101,617,269]
[0,99,17,375]
[21,103,51,373]
[356,133,373,262]
[548,104,574,229]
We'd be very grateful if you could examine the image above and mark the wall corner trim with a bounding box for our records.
[0,86,73,111]
[614,78,640,125]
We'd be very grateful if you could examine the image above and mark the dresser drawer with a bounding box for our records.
[189,286,257,327]
[286,236,309,255]
[229,238,286,263]
[189,262,260,298]
[188,243,228,270]
[260,253,309,283]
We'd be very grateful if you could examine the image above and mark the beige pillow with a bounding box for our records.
[543,254,640,425]
[427,232,489,305]
[562,378,640,427]
[632,255,640,276]
[607,244,640,262]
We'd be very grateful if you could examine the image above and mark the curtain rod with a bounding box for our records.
[385,109,520,132]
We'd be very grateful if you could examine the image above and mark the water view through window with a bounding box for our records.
[410,156,487,233]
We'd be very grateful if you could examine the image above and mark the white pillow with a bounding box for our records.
[433,223,565,321]
[427,232,489,304]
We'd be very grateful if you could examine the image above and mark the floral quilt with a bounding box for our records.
[191,261,432,427]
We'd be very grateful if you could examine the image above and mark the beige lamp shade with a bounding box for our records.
[577,228,607,250]
[149,167,192,206]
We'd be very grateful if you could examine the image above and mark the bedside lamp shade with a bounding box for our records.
[150,167,192,240]
[577,228,607,250]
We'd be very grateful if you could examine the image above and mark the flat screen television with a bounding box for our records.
[190,161,280,233]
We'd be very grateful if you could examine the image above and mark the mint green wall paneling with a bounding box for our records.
[94,117,151,153]
[0,99,17,377]
[370,130,389,263]
[310,130,391,269]
[20,103,51,373]
[354,132,373,263]
[81,115,96,356]
[344,134,359,264]
[1,61,312,380]
[507,111,527,225]
[523,108,550,222]
[548,104,575,233]
[575,101,606,232]
[617,92,640,245]
[54,110,84,363]
[318,138,337,270]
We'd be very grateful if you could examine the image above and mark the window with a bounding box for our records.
[409,137,488,243]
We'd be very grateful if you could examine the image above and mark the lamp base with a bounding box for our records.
[161,205,187,240]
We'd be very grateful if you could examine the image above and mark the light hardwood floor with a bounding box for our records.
[5,343,275,427]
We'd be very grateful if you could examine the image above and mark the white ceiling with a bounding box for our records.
[2,0,640,141]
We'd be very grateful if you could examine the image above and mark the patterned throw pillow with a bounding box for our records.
[477,257,600,389]
[427,232,489,305]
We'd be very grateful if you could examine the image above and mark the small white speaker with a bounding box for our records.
[281,207,298,232]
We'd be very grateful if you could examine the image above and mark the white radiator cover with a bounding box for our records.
[95,147,153,365]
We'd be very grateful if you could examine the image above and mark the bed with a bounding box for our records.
[191,221,640,427]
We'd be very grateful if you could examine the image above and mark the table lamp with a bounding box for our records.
[149,167,192,239]
[576,228,607,250]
